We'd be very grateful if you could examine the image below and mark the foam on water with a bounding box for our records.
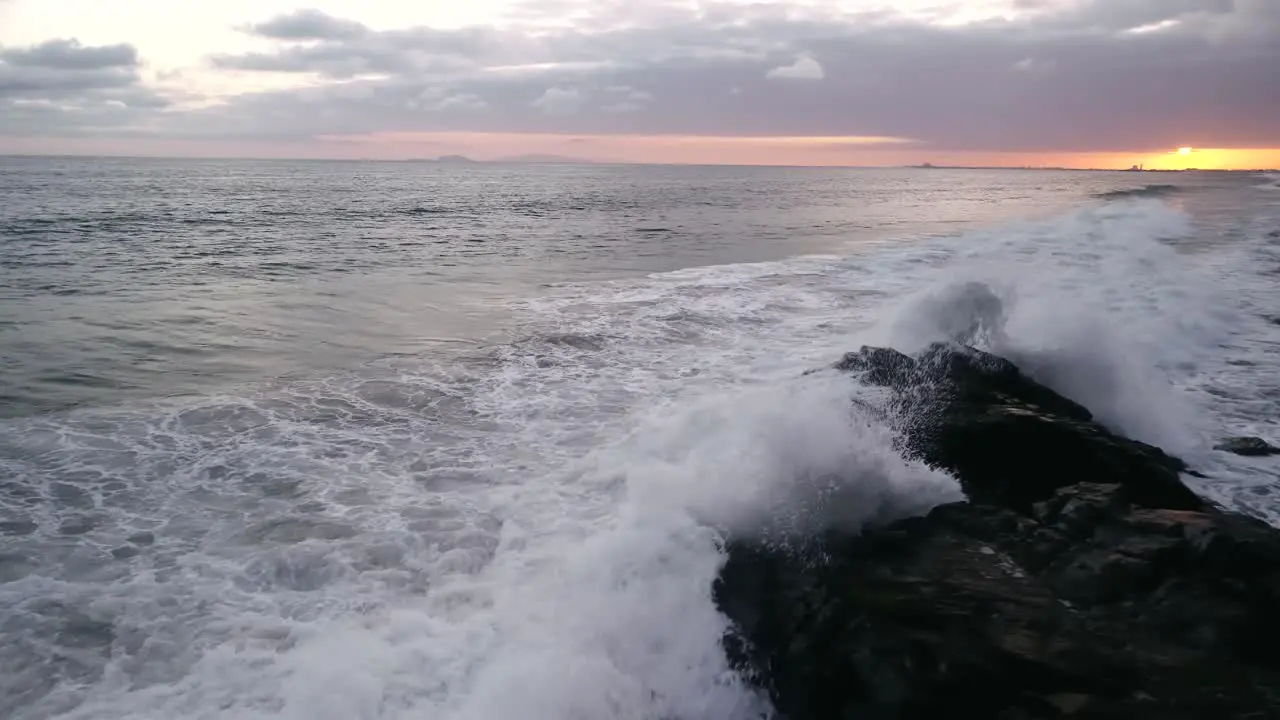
[3,193,1280,719]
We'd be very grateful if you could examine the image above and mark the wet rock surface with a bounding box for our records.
[836,343,1204,513]
[715,343,1280,719]
[1216,436,1280,457]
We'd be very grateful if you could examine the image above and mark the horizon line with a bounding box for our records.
[2,152,1276,173]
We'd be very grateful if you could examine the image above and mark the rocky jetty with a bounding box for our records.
[715,343,1280,719]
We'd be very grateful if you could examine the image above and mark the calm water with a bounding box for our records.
[1,158,1279,719]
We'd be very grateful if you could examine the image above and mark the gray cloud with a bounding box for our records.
[209,23,507,79]
[5,0,1279,152]
[1043,0,1234,31]
[243,8,369,41]
[210,43,470,77]
[1,39,138,70]
[0,39,167,134]
[0,40,141,99]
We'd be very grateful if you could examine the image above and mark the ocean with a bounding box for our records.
[2,157,1279,719]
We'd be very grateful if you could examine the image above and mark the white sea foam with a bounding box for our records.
[869,199,1222,452]
[4,193,1280,719]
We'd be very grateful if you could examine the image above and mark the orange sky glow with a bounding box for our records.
[9,133,1279,171]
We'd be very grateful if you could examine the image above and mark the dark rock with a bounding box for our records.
[837,343,1203,513]
[718,484,1280,719]
[716,345,1280,719]
[1215,436,1280,457]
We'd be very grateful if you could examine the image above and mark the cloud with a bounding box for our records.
[0,39,167,136]
[532,87,584,115]
[177,1,1279,151]
[210,45,472,78]
[1045,0,1235,33]
[766,55,825,80]
[2,0,1278,153]
[243,9,368,41]
[212,12,503,79]
[209,36,481,78]
[1,39,137,70]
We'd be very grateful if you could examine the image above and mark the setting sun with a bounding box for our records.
[1178,147,1194,156]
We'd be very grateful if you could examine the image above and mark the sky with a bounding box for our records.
[1,0,1278,168]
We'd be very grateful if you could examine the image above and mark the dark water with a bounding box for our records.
[1,157,1278,720]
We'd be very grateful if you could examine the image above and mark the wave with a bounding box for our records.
[4,197,1278,719]
[865,200,1236,453]
[1094,184,1180,200]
